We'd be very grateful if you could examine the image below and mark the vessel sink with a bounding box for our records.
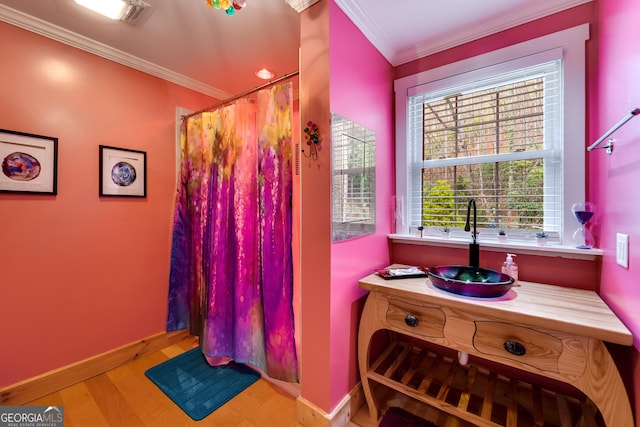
[427,265,514,298]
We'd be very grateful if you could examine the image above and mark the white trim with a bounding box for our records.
[295,388,358,427]
[333,0,396,65]
[394,25,589,92]
[422,149,560,169]
[406,48,563,98]
[285,0,321,13]
[394,24,590,244]
[0,4,230,99]
[393,0,592,66]
[389,234,602,261]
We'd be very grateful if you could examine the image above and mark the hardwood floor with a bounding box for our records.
[24,336,456,426]
[26,337,304,426]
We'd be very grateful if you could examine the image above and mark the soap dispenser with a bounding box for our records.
[502,253,519,286]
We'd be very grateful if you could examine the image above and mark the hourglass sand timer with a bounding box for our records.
[572,202,595,249]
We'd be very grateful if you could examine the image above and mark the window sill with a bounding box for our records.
[388,234,603,261]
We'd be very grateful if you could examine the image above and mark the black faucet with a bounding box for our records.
[464,199,480,268]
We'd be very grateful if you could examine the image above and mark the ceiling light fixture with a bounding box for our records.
[74,0,127,19]
[255,68,276,80]
[74,0,151,24]
[205,0,247,16]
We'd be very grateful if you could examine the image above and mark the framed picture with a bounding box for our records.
[0,129,58,195]
[99,145,146,197]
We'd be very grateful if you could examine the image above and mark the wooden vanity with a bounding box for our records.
[357,268,633,427]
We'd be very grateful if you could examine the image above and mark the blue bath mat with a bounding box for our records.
[145,347,260,420]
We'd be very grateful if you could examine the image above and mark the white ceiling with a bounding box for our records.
[0,0,590,100]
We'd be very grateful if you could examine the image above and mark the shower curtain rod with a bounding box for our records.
[182,71,299,120]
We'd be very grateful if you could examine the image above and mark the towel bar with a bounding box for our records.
[587,107,640,154]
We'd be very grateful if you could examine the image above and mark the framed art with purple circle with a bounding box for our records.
[99,145,146,197]
[0,128,58,195]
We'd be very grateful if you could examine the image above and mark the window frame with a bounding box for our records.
[394,24,589,245]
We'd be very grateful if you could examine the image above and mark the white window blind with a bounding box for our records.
[407,53,563,239]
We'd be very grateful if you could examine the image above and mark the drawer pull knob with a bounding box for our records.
[404,315,418,327]
[504,340,526,356]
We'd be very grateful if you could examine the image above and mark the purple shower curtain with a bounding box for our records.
[167,83,298,382]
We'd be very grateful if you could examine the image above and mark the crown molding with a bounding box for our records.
[0,4,230,99]
[333,0,395,62]
[336,0,592,67]
[393,0,592,65]
[285,0,320,13]
[334,0,399,62]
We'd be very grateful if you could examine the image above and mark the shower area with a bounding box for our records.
[166,78,299,384]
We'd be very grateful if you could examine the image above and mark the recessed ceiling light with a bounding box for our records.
[74,0,127,20]
[255,68,276,80]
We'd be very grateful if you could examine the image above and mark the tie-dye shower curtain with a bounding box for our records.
[166,83,297,382]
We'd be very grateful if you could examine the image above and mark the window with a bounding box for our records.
[394,25,589,244]
[411,56,561,236]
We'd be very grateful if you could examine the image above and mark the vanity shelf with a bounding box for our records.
[357,267,633,427]
[368,339,602,427]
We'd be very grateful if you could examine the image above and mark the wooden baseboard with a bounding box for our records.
[296,383,365,427]
[0,329,191,406]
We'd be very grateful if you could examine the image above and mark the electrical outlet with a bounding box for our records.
[616,233,629,268]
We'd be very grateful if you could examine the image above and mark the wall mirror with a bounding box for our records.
[331,113,376,242]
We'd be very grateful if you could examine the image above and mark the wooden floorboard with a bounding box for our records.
[26,336,304,426]
[24,335,459,426]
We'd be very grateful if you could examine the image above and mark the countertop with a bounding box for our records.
[359,265,633,346]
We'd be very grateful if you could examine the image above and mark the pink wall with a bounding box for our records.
[594,0,640,349]
[299,0,333,412]
[594,0,640,420]
[298,0,606,415]
[328,0,393,411]
[298,0,394,414]
[389,0,640,419]
[5,1,639,422]
[0,22,213,388]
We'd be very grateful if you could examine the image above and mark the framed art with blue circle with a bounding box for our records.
[99,145,146,197]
